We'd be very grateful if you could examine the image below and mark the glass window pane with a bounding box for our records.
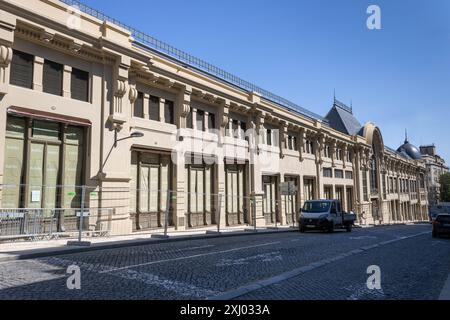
[134,92,144,118]
[2,128,25,208]
[185,167,190,212]
[271,181,276,212]
[232,172,238,213]
[71,68,89,102]
[205,167,211,212]
[139,166,149,212]
[65,126,83,145]
[33,120,60,141]
[149,96,160,121]
[196,109,205,131]
[208,113,215,130]
[44,145,60,209]
[130,152,138,213]
[28,143,44,208]
[190,169,197,213]
[186,110,193,129]
[239,169,244,212]
[6,116,26,139]
[10,50,34,89]
[264,184,270,213]
[160,162,169,211]
[63,135,84,208]
[226,171,232,213]
[149,166,159,212]
[63,126,84,209]
[43,60,63,96]
[197,170,204,212]
[267,130,272,146]
[165,100,174,124]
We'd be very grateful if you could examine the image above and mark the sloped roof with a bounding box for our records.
[325,100,362,136]
[385,145,412,160]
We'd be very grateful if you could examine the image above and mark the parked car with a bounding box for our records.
[299,200,356,233]
[429,204,450,221]
[432,214,450,238]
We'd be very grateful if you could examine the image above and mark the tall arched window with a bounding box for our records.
[370,153,378,194]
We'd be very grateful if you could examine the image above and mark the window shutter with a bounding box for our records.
[164,100,174,124]
[241,122,247,141]
[196,109,205,131]
[186,109,193,128]
[134,92,144,118]
[149,96,160,121]
[10,50,34,89]
[267,129,272,146]
[208,113,215,130]
[232,120,239,137]
[43,60,63,96]
[71,68,89,102]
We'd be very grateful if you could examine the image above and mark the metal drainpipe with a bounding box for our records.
[98,64,107,221]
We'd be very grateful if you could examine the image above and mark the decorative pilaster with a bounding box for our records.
[279,121,287,159]
[343,144,348,169]
[129,84,138,105]
[62,65,72,98]
[331,140,337,167]
[33,56,44,92]
[204,111,210,131]
[108,60,131,131]
[256,112,266,149]
[0,45,12,95]
[0,10,15,95]
[315,133,324,165]
[177,85,192,128]
[298,128,305,162]
[114,79,128,113]
[159,98,166,123]
[218,99,229,136]
[315,133,324,199]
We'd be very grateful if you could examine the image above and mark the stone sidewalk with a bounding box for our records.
[0,225,296,263]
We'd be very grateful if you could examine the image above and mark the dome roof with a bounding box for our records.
[397,139,422,160]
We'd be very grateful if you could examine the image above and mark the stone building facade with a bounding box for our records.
[0,0,429,235]
[419,145,449,205]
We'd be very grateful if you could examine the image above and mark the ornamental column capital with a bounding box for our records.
[0,45,13,67]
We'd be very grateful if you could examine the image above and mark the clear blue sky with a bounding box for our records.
[79,0,450,161]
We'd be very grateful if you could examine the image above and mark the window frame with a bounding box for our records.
[43,59,63,96]
[164,100,175,124]
[10,49,34,89]
[133,92,144,118]
[2,116,86,209]
[71,67,90,102]
[149,95,160,121]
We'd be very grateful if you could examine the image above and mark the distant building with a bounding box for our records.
[419,145,449,205]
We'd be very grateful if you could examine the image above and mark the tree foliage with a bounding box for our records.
[439,172,450,202]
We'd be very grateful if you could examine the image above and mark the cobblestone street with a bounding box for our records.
[0,224,449,300]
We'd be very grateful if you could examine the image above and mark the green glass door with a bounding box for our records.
[27,142,60,209]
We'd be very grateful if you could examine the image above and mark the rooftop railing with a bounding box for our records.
[59,0,327,123]
[333,98,353,114]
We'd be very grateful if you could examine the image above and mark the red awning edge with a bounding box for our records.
[7,106,92,127]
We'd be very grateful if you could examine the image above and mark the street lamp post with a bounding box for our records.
[114,130,144,148]
[68,129,144,247]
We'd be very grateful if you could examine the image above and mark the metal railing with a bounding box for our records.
[334,98,353,114]
[0,182,301,241]
[59,0,327,123]
[0,207,113,241]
